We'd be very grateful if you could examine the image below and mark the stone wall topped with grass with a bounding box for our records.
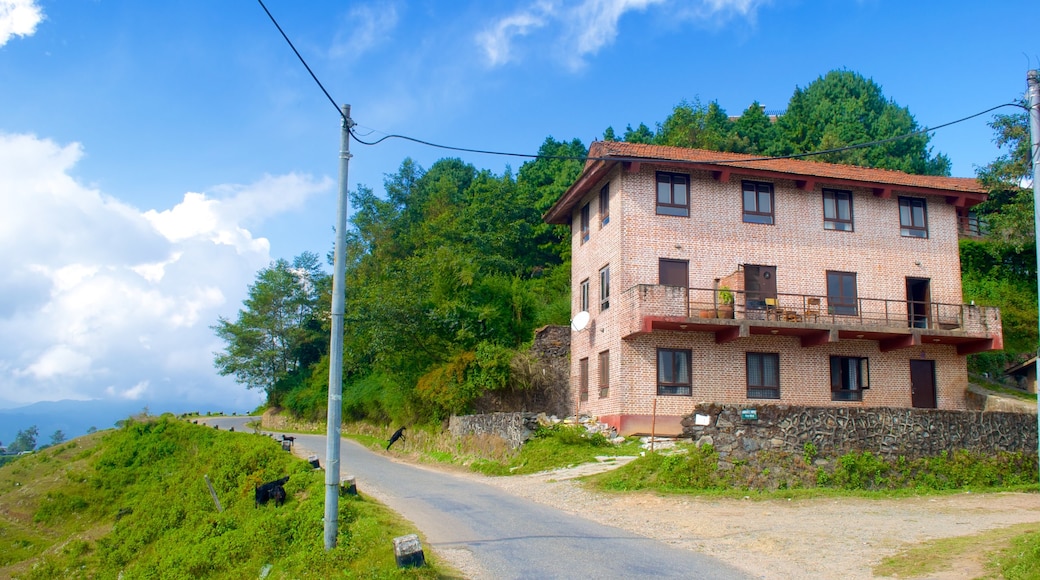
[683,403,1038,460]
[449,412,541,449]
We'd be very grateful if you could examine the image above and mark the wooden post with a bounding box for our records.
[204,474,223,512]
[650,398,657,454]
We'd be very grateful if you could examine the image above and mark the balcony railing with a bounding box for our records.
[958,214,988,238]
[688,287,971,329]
[620,285,1001,352]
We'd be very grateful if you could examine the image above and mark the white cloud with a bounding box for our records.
[477,0,767,69]
[0,0,42,47]
[329,2,399,61]
[476,4,553,67]
[0,132,331,409]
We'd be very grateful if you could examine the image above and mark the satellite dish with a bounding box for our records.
[571,311,590,332]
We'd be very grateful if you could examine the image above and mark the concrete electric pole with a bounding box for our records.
[1028,70,1040,488]
[325,104,352,550]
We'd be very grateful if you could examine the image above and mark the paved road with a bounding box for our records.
[203,416,750,580]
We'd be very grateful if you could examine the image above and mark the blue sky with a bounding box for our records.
[0,0,1035,413]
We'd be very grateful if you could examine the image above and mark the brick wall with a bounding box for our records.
[567,162,982,423]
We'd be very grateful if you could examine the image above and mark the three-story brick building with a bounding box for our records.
[544,141,1003,436]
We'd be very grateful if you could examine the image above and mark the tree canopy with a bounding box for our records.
[212,252,329,406]
[604,70,950,176]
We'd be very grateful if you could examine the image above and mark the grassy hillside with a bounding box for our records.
[0,416,442,579]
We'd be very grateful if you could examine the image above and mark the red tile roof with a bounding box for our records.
[544,141,987,224]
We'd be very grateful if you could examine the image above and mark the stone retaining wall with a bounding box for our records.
[683,403,1038,460]
[448,412,541,449]
[261,408,323,432]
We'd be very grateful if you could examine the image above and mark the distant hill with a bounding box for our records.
[0,399,221,447]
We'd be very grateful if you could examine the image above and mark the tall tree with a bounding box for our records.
[9,425,38,453]
[974,101,1034,250]
[654,99,738,151]
[213,252,329,405]
[770,70,950,175]
[962,101,1037,362]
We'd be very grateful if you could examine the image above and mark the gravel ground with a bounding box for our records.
[442,460,1040,580]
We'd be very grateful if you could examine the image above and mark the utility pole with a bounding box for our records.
[325,104,352,550]
[1028,70,1040,490]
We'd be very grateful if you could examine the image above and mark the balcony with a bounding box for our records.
[619,285,1002,355]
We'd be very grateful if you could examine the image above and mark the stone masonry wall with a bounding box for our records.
[262,408,324,432]
[683,403,1037,460]
[449,412,541,449]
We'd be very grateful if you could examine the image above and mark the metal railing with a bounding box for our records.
[688,287,969,330]
[958,214,988,238]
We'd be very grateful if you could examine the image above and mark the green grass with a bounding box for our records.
[469,424,640,476]
[873,522,1040,579]
[340,421,641,477]
[0,416,446,579]
[589,444,1039,497]
[988,526,1040,579]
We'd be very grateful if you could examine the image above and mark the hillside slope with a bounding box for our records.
[0,416,441,579]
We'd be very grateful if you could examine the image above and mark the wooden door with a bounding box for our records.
[910,360,936,409]
[659,259,689,287]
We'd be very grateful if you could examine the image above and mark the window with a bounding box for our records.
[579,358,589,402]
[742,181,774,224]
[899,197,928,238]
[599,266,610,311]
[656,172,689,216]
[823,189,853,231]
[579,279,590,312]
[746,353,780,399]
[599,184,610,227]
[826,270,858,316]
[580,203,590,243]
[831,356,869,401]
[657,348,692,396]
[598,350,610,398]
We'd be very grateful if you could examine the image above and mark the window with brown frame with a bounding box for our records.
[656,172,689,216]
[598,350,609,398]
[823,189,853,231]
[742,181,774,224]
[579,278,590,312]
[580,202,590,243]
[579,357,589,402]
[599,265,610,311]
[746,352,780,399]
[599,184,610,227]
[826,270,858,316]
[899,197,928,238]
[657,348,691,396]
[831,356,869,401]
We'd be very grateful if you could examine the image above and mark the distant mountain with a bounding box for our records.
[0,399,241,448]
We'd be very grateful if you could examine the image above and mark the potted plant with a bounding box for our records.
[717,286,735,319]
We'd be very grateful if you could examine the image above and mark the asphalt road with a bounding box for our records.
[203,416,750,580]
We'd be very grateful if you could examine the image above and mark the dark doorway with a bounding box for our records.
[910,360,937,408]
[744,265,777,311]
[906,278,931,329]
[659,259,689,288]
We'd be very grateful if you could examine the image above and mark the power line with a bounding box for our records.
[353,101,1019,166]
[257,0,1023,170]
[257,0,345,123]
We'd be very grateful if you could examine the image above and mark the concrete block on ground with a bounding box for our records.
[341,475,357,496]
[392,534,425,569]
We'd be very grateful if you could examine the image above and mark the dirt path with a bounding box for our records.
[451,460,1040,579]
